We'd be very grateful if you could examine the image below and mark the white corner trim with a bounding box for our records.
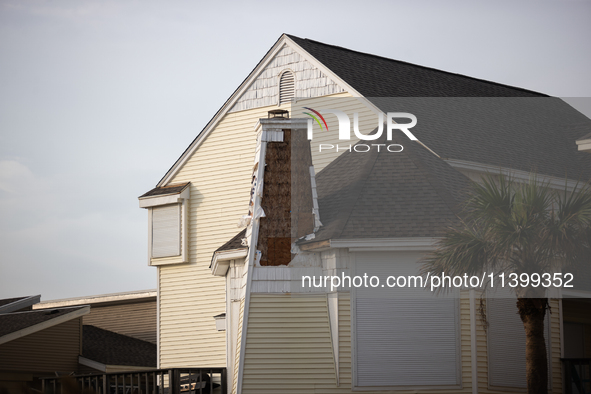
[445,159,581,190]
[0,295,41,313]
[576,138,591,152]
[329,237,440,252]
[0,306,90,346]
[139,187,190,208]
[79,356,107,372]
[211,249,248,276]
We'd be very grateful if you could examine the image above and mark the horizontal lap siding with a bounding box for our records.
[242,294,335,393]
[83,301,156,344]
[158,93,357,368]
[0,318,81,373]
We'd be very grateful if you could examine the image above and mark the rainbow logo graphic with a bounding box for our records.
[303,107,329,132]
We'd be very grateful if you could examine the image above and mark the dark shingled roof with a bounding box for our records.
[215,229,247,253]
[83,325,156,368]
[0,307,86,338]
[311,131,472,242]
[369,97,591,181]
[139,182,190,199]
[288,35,546,98]
[0,297,27,308]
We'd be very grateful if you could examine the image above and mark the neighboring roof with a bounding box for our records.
[287,35,546,98]
[578,132,591,141]
[33,289,157,310]
[215,229,247,253]
[139,182,190,199]
[0,295,40,313]
[368,97,591,181]
[0,306,89,345]
[310,131,472,242]
[82,325,156,367]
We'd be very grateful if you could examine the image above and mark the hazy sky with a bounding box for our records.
[1,0,590,301]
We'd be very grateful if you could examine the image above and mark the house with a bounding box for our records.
[0,291,157,392]
[33,289,158,373]
[139,34,591,393]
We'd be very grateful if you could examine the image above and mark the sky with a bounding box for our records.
[0,0,590,301]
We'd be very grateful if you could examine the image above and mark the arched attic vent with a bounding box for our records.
[278,70,295,105]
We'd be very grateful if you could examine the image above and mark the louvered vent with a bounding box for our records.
[279,71,295,105]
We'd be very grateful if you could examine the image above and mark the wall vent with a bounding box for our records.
[279,71,295,105]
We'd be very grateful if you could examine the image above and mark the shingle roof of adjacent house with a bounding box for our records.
[83,325,156,367]
[0,306,87,338]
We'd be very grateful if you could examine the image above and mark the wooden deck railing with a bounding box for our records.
[40,368,227,394]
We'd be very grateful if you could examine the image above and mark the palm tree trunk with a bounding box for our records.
[516,297,548,394]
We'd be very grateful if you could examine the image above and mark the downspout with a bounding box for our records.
[470,289,478,394]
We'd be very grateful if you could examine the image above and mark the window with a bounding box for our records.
[353,252,461,388]
[139,182,190,265]
[487,290,551,388]
[152,204,181,258]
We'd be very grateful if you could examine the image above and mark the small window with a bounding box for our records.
[152,204,181,258]
[279,71,295,105]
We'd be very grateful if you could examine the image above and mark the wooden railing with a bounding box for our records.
[40,368,227,394]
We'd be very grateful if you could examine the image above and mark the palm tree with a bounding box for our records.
[421,174,591,394]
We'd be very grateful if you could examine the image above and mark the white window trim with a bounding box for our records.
[350,251,463,391]
[142,186,190,265]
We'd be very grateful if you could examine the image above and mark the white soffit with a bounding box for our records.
[211,249,248,277]
[445,159,581,190]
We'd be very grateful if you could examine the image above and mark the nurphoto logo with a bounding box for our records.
[302,107,417,153]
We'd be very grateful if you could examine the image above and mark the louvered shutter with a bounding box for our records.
[487,293,551,388]
[355,252,460,387]
[152,204,180,258]
[279,71,294,104]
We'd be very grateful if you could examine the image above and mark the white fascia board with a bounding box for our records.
[0,306,90,346]
[211,249,248,277]
[79,356,107,372]
[157,36,295,187]
[139,187,190,208]
[0,295,41,313]
[329,237,440,252]
[445,159,582,190]
[577,139,591,152]
[33,290,157,310]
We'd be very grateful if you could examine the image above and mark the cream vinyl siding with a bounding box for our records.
[158,93,357,368]
[0,318,81,373]
[294,95,378,173]
[83,301,156,344]
[241,294,335,393]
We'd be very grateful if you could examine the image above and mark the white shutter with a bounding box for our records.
[354,252,460,387]
[152,204,180,258]
[279,71,295,104]
[487,292,551,388]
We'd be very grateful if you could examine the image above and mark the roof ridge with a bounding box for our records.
[286,34,548,97]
